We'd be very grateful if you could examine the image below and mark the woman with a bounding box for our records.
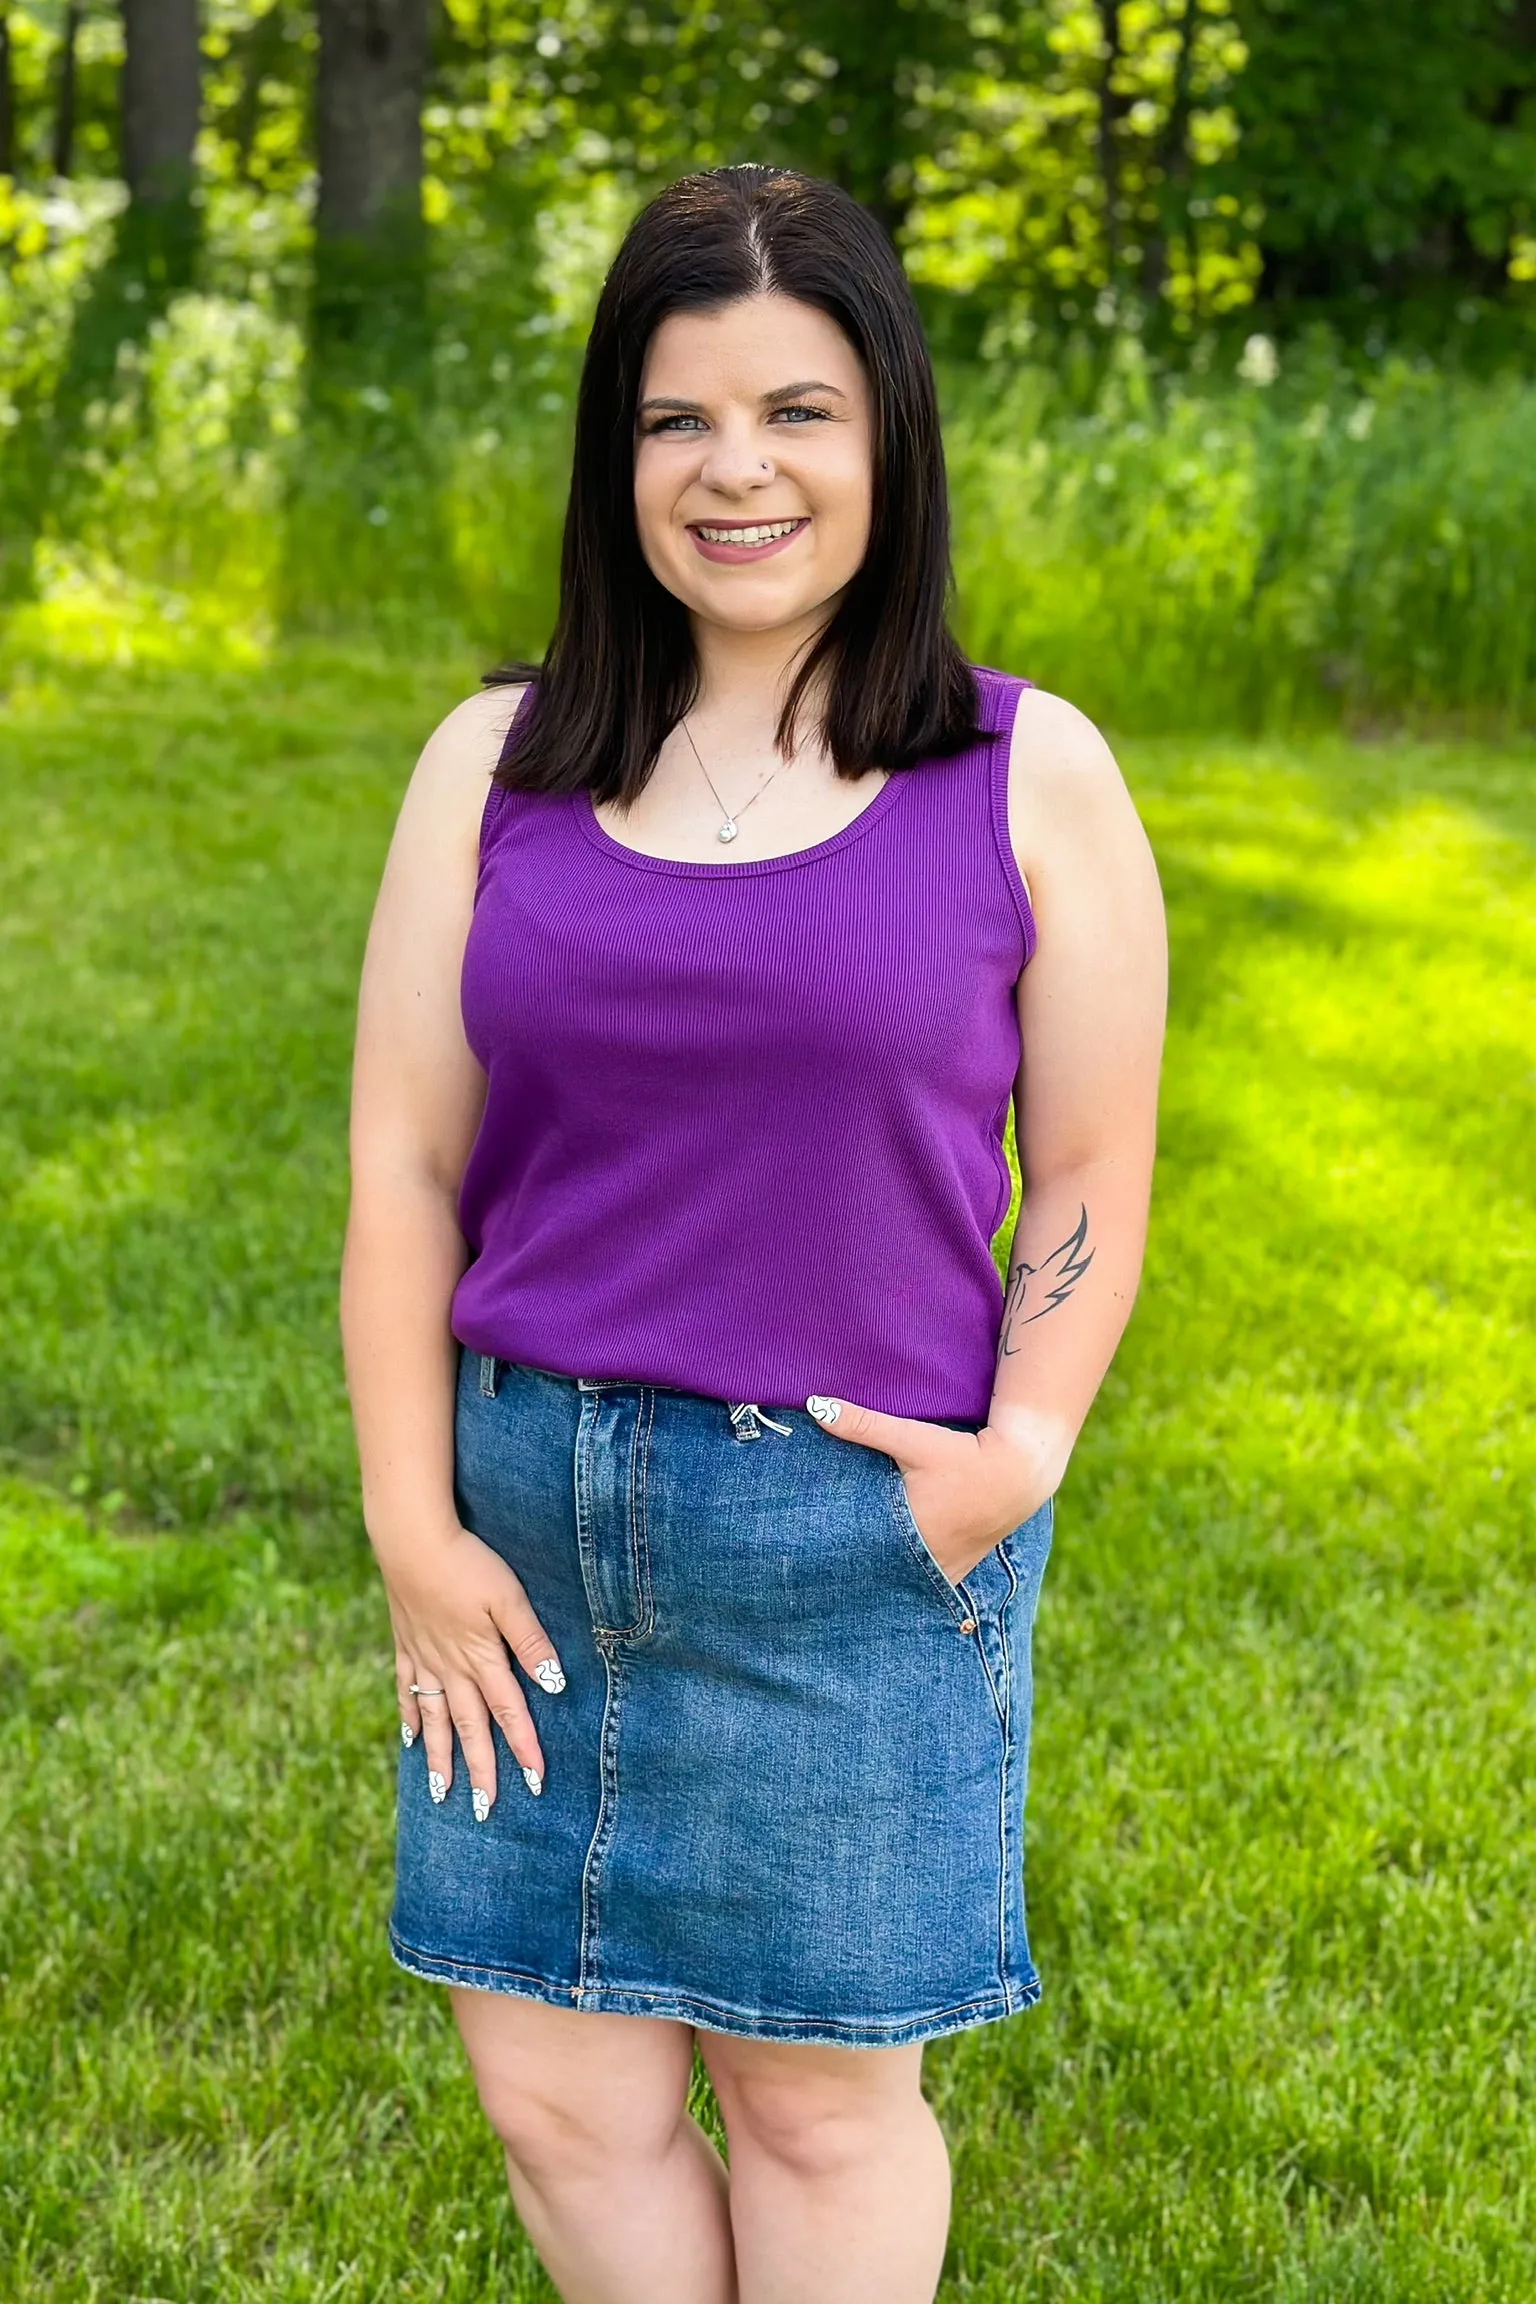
[342,165,1165,2304]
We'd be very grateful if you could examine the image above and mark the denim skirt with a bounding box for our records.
[388,1352,1053,2048]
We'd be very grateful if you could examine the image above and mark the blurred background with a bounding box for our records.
[1,7,1534,2302]
[1,0,1535,714]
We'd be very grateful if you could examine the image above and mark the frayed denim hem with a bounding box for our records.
[388,1926,1042,2050]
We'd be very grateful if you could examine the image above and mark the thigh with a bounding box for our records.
[453,1991,697,2154]
[699,2029,927,2153]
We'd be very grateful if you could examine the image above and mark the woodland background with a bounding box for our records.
[1,0,1536,719]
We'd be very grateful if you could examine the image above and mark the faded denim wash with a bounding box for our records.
[389,1351,1053,2048]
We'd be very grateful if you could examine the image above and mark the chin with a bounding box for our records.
[689,576,846,630]
[708,601,818,634]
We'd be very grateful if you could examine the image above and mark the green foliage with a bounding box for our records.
[13,187,1536,733]
[948,339,1536,730]
[2,650,1534,2297]
[905,0,1263,343]
[3,0,1535,717]
[7,0,1536,345]
[1227,0,1536,328]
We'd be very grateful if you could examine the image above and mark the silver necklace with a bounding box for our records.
[680,716,786,844]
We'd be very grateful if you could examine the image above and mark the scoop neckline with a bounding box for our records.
[571,766,910,877]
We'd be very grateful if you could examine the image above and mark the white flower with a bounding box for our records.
[1237,334,1279,387]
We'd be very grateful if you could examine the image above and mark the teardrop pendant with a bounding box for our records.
[717,820,739,844]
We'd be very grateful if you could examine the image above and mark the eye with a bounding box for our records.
[644,413,707,434]
[771,405,832,424]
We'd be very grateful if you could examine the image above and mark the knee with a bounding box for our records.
[712,2062,923,2184]
[474,2070,671,2190]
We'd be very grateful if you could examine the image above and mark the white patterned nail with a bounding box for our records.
[428,1770,447,1804]
[533,1658,566,1694]
[400,1721,415,1749]
[471,1787,490,1823]
[806,1395,841,1427]
[522,1765,543,1798]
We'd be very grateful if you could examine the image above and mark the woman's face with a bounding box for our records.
[632,292,873,640]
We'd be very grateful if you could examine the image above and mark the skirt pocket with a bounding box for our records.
[883,1458,1022,1625]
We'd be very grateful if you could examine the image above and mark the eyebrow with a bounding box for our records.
[636,380,848,416]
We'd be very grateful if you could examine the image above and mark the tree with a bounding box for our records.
[51,0,79,176]
[0,10,16,179]
[292,0,437,634]
[1226,0,1536,323]
[315,0,430,273]
[121,0,200,205]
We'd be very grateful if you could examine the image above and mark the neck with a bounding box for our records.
[689,607,834,733]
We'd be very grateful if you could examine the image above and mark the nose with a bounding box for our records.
[698,415,773,497]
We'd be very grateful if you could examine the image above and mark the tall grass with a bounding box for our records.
[3,195,1535,728]
[949,347,1536,731]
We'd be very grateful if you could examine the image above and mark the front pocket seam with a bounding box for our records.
[887,1465,973,1628]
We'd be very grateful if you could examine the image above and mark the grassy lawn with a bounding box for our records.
[2,646,1533,2301]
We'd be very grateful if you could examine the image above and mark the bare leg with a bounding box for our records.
[452,1991,737,2304]
[701,2033,951,2304]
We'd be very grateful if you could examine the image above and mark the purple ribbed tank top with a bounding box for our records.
[452,667,1035,1422]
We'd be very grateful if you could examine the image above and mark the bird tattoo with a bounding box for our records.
[998,1204,1094,1357]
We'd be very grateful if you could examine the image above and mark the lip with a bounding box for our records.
[686,518,810,566]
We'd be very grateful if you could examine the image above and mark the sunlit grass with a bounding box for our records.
[1,645,1533,2300]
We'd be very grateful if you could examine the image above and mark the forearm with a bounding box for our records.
[340,1174,470,1564]
[986,1154,1150,1492]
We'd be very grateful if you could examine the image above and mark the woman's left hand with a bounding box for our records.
[804,1395,1057,1587]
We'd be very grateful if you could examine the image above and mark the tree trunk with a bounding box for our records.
[121,0,201,204]
[314,0,430,249]
[1095,0,1127,278]
[0,13,16,179]
[51,0,79,178]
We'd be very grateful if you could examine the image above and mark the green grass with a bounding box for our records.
[2,640,1534,2300]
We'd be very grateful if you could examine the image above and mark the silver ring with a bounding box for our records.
[409,1683,447,1699]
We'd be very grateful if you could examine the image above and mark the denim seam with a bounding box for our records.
[972,1573,1011,1737]
[577,1645,624,2003]
[628,1385,656,1639]
[993,1546,1021,1990]
[886,1465,971,1631]
[575,1388,645,1639]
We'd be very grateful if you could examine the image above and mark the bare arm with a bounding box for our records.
[341,685,565,1811]
[984,686,1166,1499]
[808,688,1167,1575]
[342,697,493,1554]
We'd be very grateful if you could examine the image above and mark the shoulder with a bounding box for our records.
[1001,683,1149,876]
[1006,685,1125,809]
[393,683,529,854]
[414,682,528,797]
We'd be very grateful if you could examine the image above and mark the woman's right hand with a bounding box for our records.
[380,1523,566,1818]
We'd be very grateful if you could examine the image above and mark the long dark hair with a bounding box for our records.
[489,164,981,800]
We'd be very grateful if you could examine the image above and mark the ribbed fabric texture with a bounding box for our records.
[452,666,1036,1421]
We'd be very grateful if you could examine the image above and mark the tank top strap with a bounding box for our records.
[968,665,1036,968]
[479,685,540,863]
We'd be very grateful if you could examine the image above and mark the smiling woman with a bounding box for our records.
[339,165,1167,2303]
[637,339,862,586]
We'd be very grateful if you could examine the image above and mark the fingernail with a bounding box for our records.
[806,1395,841,1427]
[522,1765,543,1798]
[533,1658,566,1694]
[400,1722,415,1749]
[471,1787,490,1823]
[428,1771,447,1804]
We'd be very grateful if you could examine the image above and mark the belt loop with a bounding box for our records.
[478,1354,498,1399]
